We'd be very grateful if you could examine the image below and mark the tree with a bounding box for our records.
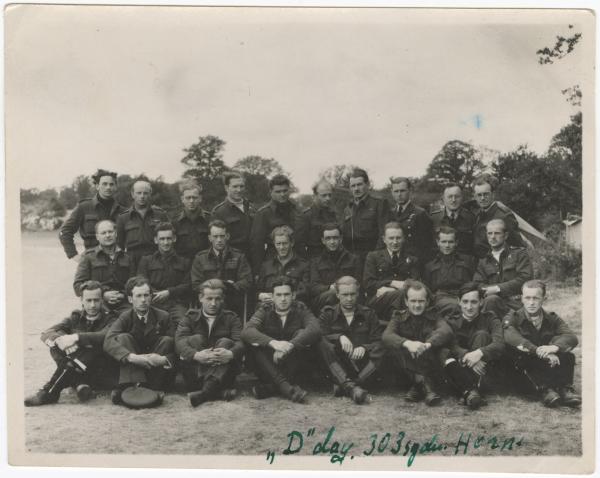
[425,140,485,189]
[181,135,227,181]
[536,26,582,64]
[319,164,361,190]
[233,156,287,178]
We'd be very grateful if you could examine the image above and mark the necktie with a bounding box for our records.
[392,252,399,267]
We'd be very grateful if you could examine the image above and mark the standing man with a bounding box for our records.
[388,177,434,265]
[211,171,256,256]
[172,180,211,260]
[59,169,126,261]
[175,279,244,406]
[73,220,134,315]
[25,281,117,406]
[249,174,299,273]
[296,179,338,258]
[242,277,321,403]
[116,178,169,269]
[317,277,385,404]
[429,183,475,256]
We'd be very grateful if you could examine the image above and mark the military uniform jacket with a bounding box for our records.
[211,199,255,253]
[429,206,475,256]
[342,193,388,253]
[469,200,526,258]
[295,204,338,258]
[319,304,383,351]
[257,254,310,302]
[503,307,578,354]
[423,252,476,295]
[389,201,434,263]
[116,206,169,254]
[175,308,244,361]
[137,251,191,303]
[73,246,134,297]
[444,310,504,361]
[309,248,361,297]
[242,301,321,349]
[172,209,211,259]
[41,309,116,350]
[59,195,126,259]
[104,306,175,361]
[382,309,453,350]
[473,246,533,298]
[363,249,420,298]
[190,247,253,294]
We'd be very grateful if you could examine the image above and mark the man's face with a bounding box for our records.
[391,182,410,205]
[349,177,368,200]
[322,229,342,252]
[274,234,292,259]
[271,184,290,204]
[226,178,245,202]
[383,227,404,253]
[209,226,229,252]
[522,286,545,316]
[128,284,152,314]
[460,290,482,320]
[315,183,333,208]
[337,283,359,311]
[131,182,152,208]
[273,285,294,313]
[437,232,457,255]
[81,288,103,317]
[486,222,507,250]
[443,186,462,211]
[97,175,117,200]
[181,188,202,213]
[154,229,175,254]
[474,183,494,209]
[199,287,224,316]
[405,287,428,316]
[96,221,117,247]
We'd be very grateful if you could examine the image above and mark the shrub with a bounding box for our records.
[530,241,582,285]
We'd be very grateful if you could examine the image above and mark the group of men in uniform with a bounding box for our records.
[25,167,581,411]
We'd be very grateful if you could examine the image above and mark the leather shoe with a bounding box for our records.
[350,386,368,405]
[405,383,425,402]
[220,388,237,402]
[559,387,581,407]
[542,388,561,408]
[111,388,123,405]
[189,390,210,408]
[290,386,308,403]
[465,389,483,410]
[252,383,277,399]
[24,389,59,407]
[76,384,94,403]
[423,378,442,406]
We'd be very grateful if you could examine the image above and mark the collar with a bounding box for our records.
[397,200,412,212]
[95,245,122,256]
[227,197,245,207]
[386,248,401,259]
[209,247,229,259]
[445,207,459,218]
[351,192,370,207]
[483,201,497,213]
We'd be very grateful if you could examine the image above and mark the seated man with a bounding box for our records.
[175,279,244,406]
[137,222,192,327]
[382,280,453,406]
[241,276,321,403]
[317,276,385,404]
[363,222,420,322]
[442,282,505,410]
[309,223,361,313]
[103,276,176,404]
[503,280,581,408]
[73,219,134,315]
[25,281,117,406]
[423,226,476,318]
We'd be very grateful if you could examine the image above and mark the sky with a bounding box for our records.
[5,6,589,194]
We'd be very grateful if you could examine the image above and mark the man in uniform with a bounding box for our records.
[73,220,134,315]
[59,169,125,261]
[473,219,533,318]
[172,179,212,260]
[249,174,299,273]
[116,179,169,269]
[363,222,420,322]
[423,226,476,317]
[382,280,453,406]
[242,276,321,403]
[429,183,475,256]
[503,280,581,408]
[388,177,434,265]
[175,279,244,406]
[309,223,361,312]
[442,283,504,410]
[211,171,256,256]
[317,276,385,404]
[296,179,338,258]
[25,281,117,406]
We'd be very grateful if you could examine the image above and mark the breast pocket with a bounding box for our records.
[82,214,99,237]
[124,223,142,247]
[90,261,109,281]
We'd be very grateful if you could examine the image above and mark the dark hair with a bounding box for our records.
[322,222,342,236]
[271,275,296,292]
[80,280,103,294]
[458,282,483,300]
[349,168,369,184]
[222,171,244,187]
[522,279,547,297]
[198,279,226,296]
[472,174,498,191]
[312,178,333,195]
[154,221,175,237]
[209,219,228,234]
[92,169,118,184]
[436,226,457,239]
[94,219,116,234]
[403,279,431,301]
[125,276,152,296]
[390,177,412,189]
[269,174,291,190]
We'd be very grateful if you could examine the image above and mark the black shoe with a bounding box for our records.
[189,390,210,408]
[220,388,237,402]
[349,386,368,405]
[76,384,94,403]
[24,389,59,407]
[559,387,581,407]
[111,388,123,405]
[332,384,344,397]
[252,384,276,400]
[405,383,424,402]
[290,386,308,404]
[542,388,561,408]
[465,389,483,410]
[423,378,442,406]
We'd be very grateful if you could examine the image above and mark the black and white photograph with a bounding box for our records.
[4,4,595,473]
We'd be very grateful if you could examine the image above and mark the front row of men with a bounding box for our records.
[26,275,580,411]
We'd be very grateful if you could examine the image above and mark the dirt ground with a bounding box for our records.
[20,231,582,459]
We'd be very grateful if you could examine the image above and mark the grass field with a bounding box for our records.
[21,231,582,459]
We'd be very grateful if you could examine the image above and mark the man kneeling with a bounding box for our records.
[175,279,244,407]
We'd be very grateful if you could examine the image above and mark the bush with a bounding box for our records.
[530,241,582,285]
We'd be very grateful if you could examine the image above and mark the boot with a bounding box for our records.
[75,384,94,403]
[24,389,60,407]
[252,383,277,399]
[189,378,220,407]
[423,377,442,406]
[289,385,308,404]
[542,388,561,408]
[342,380,368,405]
[24,366,75,406]
[464,389,483,410]
[558,386,581,408]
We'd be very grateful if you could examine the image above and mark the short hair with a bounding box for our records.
[92,169,117,184]
[80,280,103,295]
[131,178,152,193]
[271,225,294,243]
[198,279,226,296]
[390,177,412,189]
[436,226,457,239]
[179,179,202,195]
[486,218,506,232]
[94,219,116,234]
[312,178,333,195]
[472,174,498,191]
[443,182,462,193]
[154,221,175,237]
[271,275,296,292]
[208,219,228,234]
[322,222,342,236]
[125,276,152,296]
[348,168,369,184]
[458,282,483,300]
[269,174,290,190]
[222,170,244,187]
[403,279,431,301]
[383,221,406,236]
[522,280,547,297]
[334,276,359,292]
